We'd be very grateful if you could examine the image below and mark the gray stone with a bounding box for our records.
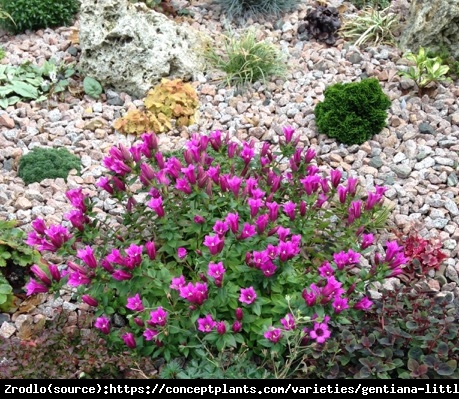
[369,156,383,168]
[78,0,205,98]
[391,164,412,178]
[399,0,459,60]
[418,122,435,135]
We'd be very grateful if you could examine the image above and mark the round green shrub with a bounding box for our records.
[18,147,81,185]
[0,0,80,34]
[314,78,391,145]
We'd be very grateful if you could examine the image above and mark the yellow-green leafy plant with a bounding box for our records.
[399,47,452,96]
[339,6,399,47]
[113,78,200,135]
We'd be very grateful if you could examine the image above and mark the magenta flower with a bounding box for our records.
[106,249,126,266]
[304,148,316,163]
[354,296,373,310]
[147,196,165,217]
[194,215,205,224]
[139,163,155,185]
[318,261,334,278]
[238,223,256,240]
[31,218,47,235]
[216,321,227,335]
[360,233,375,249]
[197,314,217,332]
[225,212,239,234]
[177,247,187,259]
[384,240,404,263]
[30,265,51,286]
[111,269,133,281]
[309,322,331,344]
[126,293,144,312]
[94,316,110,334]
[264,327,282,343]
[65,209,90,231]
[265,201,279,222]
[330,169,342,188]
[170,275,186,291]
[48,263,61,282]
[239,287,257,305]
[82,294,99,307]
[203,234,224,255]
[96,176,113,194]
[283,201,296,221]
[283,126,295,144]
[260,261,277,277]
[240,143,255,164]
[143,329,159,341]
[235,307,244,321]
[332,297,349,314]
[207,262,226,280]
[300,175,321,195]
[213,220,229,236]
[248,198,263,218]
[179,282,208,305]
[77,245,98,269]
[25,278,49,296]
[346,177,359,196]
[122,332,137,349]
[232,321,242,333]
[280,313,295,331]
[338,185,348,204]
[176,177,192,194]
[44,224,72,251]
[226,175,242,197]
[145,241,156,260]
[68,271,91,287]
[65,187,87,212]
[347,200,362,224]
[125,243,143,268]
[149,306,168,327]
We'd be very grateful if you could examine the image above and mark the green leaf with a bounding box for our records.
[9,80,39,98]
[0,283,12,295]
[437,360,457,376]
[0,98,8,109]
[83,76,103,99]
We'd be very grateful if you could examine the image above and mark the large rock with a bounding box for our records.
[398,0,459,59]
[78,0,206,98]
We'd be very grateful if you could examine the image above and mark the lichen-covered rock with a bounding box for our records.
[399,0,459,60]
[78,0,206,98]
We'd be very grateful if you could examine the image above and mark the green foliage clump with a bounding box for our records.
[0,59,76,109]
[298,284,459,379]
[314,78,391,145]
[0,0,80,34]
[0,220,45,311]
[18,147,81,185]
[204,29,288,90]
[212,0,302,20]
[0,310,157,379]
[113,78,200,135]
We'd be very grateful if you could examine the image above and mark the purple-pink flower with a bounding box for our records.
[197,314,217,332]
[94,316,110,334]
[177,247,187,259]
[25,278,49,296]
[170,275,186,291]
[309,321,331,344]
[126,293,144,312]
[280,313,295,331]
[149,306,168,327]
[77,245,98,269]
[264,327,282,343]
[122,332,137,349]
[239,286,257,305]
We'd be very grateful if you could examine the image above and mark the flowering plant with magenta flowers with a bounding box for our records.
[25,126,407,366]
